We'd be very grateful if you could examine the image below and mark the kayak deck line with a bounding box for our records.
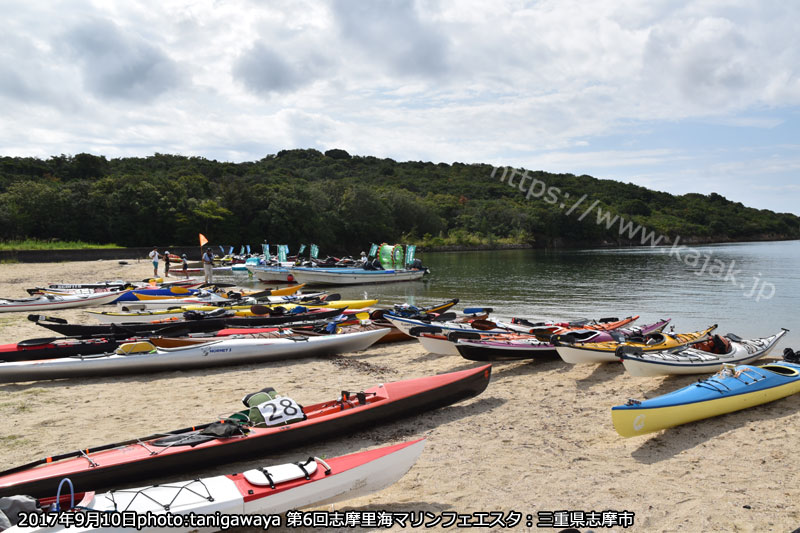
[0,365,491,498]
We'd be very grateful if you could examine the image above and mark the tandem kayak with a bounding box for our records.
[620,329,789,377]
[0,328,390,382]
[3,439,425,533]
[612,358,800,437]
[0,365,491,498]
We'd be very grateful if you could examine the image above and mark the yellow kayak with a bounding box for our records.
[237,299,379,315]
[555,325,717,364]
[134,284,306,301]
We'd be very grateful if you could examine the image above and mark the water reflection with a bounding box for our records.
[241,240,800,348]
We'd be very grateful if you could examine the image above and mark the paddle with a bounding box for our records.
[250,305,269,316]
[549,334,574,346]
[408,326,443,337]
[110,323,139,337]
[17,337,59,347]
[462,307,493,315]
[447,331,482,342]
[250,305,288,316]
[244,290,272,300]
[151,324,192,338]
[27,314,68,325]
[431,312,457,322]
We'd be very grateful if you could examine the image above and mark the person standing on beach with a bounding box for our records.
[148,247,159,277]
[181,254,189,279]
[163,251,171,277]
[202,248,214,283]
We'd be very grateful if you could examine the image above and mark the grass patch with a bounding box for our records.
[0,435,31,449]
[0,239,122,251]
[0,401,32,413]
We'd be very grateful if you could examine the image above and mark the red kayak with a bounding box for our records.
[14,440,426,532]
[0,365,491,498]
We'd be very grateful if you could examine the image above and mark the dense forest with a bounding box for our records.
[0,149,798,253]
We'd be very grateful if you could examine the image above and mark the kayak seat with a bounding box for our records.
[114,341,156,355]
[645,333,665,345]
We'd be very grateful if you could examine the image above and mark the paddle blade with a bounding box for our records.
[431,312,457,322]
[28,314,68,324]
[250,305,270,316]
[462,307,493,315]
[17,337,59,347]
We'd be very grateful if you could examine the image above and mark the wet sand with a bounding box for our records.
[0,259,798,532]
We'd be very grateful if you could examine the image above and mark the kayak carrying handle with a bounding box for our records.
[314,457,332,475]
[54,478,74,512]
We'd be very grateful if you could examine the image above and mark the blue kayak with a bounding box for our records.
[113,286,202,302]
[612,359,800,437]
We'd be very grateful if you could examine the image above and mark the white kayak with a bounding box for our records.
[5,439,425,533]
[0,328,390,382]
[0,291,128,313]
[621,329,789,377]
[384,315,526,336]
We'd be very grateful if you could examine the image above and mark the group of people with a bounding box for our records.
[148,247,216,283]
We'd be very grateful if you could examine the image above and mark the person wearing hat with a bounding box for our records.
[181,254,189,279]
[163,250,171,277]
[202,247,215,283]
[148,247,160,277]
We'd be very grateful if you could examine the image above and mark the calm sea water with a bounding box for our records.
[294,240,800,350]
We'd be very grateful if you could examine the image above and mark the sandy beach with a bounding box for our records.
[1,259,798,532]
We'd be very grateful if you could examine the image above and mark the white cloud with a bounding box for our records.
[0,0,798,213]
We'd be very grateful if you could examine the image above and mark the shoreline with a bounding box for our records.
[0,260,798,532]
[2,236,799,263]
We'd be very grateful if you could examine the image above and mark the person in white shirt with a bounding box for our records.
[202,248,214,283]
[148,247,160,277]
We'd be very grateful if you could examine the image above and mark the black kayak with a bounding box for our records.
[28,308,344,337]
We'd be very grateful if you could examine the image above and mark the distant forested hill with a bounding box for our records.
[1,149,798,252]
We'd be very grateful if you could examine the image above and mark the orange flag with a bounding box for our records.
[199,233,209,246]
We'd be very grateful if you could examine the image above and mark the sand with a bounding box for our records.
[1,259,798,532]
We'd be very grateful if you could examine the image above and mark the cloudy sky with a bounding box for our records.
[2,0,799,214]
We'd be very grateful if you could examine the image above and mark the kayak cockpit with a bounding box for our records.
[761,364,800,377]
